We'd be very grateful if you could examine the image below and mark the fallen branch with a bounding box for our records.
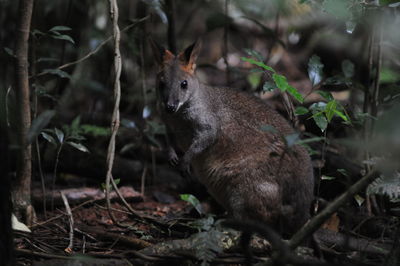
[289,170,378,249]
[30,199,95,228]
[60,191,74,253]
[78,225,152,249]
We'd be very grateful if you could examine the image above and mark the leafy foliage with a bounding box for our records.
[185,216,224,266]
[241,56,304,102]
[41,116,90,153]
[308,54,323,86]
[243,53,350,132]
[193,230,223,266]
[27,110,56,144]
[367,172,400,202]
[306,55,351,131]
[180,194,203,215]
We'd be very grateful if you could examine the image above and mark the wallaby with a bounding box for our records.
[150,39,314,236]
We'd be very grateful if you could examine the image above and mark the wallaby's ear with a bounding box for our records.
[149,38,174,67]
[178,40,202,74]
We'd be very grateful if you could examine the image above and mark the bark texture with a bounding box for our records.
[14,0,35,225]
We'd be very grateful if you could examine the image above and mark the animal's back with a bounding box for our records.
[195,86,314,235]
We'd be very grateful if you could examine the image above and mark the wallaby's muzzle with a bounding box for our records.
[165,101,179,113]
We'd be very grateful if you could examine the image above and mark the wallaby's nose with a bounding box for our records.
[166,103,178,113]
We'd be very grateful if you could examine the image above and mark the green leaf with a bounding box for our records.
[71,115,81,129]
[180,194,203,215]
[272,74,288,92]
[296,137,325,145]
[49,25,72,32]
[247,72,262,89]
[142,105,151,119]
[341,59,354,78]
[323,75,348,86]
[337,168,348,176]
[334,109,349,122]
[321,175,336,180]
[314,90,334,101]
[262,81,276,92]
[313,112,328,132]
[272,74,304,102]
[121,118,137,129]
[42,69,71,79]
[51,34,75,44]
[244,48,264,62]
[285,133,300,147]
[325,100,337,122]
[346,20,356,34]
[4,47,15,57]
[380,0,400,7]
[380,68,400,83]
[32,29,45,36]
[241,57,275,72]
[27,110,56,144]
[308,55,323,86]
[260,125,278,134]
[40,132,56,145]
[322,0,351,21]
[295,106,309,115]
[286,84,304,103]
[81,125,111,137]
[54,128,64,143]
[309,102,327,113]
[67,141,89,153]
[354,194,365,206]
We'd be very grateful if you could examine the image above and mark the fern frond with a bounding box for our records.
[192,230,223,266]
[367,172,400,201]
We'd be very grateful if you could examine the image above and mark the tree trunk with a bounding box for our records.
[0,72,14,266]
[14,0,35,225]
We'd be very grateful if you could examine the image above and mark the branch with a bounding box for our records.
[31,16,149,79]
[289,171,378,249]
[105,0,144,226]
[105,0,122,225]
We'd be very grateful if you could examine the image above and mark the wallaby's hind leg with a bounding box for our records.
[228,180,282,227]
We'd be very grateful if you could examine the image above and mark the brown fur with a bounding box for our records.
[151,39,314,236]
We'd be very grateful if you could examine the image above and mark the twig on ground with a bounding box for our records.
[60,191,74,253]
[30,199,96,228]
[78,225,152,249]
[140,162,147,196]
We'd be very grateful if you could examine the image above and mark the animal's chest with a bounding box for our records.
[165,114,196,152]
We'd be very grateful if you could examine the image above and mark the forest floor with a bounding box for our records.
[14,181,396,266]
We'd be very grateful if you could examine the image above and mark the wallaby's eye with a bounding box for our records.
[180,80,188,90]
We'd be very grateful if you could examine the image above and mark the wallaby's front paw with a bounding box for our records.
[167,148,179,166]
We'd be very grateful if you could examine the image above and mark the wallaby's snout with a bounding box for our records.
[165,100,180,113]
